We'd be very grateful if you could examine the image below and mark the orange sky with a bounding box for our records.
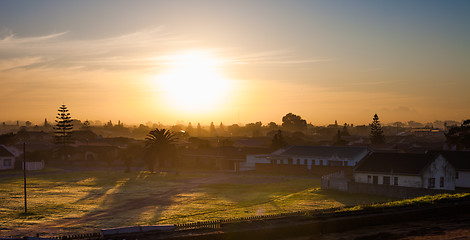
[1,1,469,126]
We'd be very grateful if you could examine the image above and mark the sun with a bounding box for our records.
[154,51,232,113]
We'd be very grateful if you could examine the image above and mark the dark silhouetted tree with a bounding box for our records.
[144,128,177,173]
[271,130,287,150]
[186,122,193,135]
[54,104,74,146]
[219,122,225,134]
[246,121,262,137]
[445,119,470,150]
[341,123,350,136]
[282,113,307,132]
[209,122,216,136]
[334,130,347,145]
[228,124,242,136]
[197,123,202,137]
[370,114,385,144]
[44,118,49,127]
[82,120,90,129]
[267,122,279,131]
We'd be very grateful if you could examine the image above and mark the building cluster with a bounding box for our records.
[242,146,470,195]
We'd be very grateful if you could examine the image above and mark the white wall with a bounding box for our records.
[456,171,470,188]
[355,156,456,190]
[422,155,455,190]
[240,154,271,171]
[23,161,45,171]
[355,172,423,188]
[0,157,15,170]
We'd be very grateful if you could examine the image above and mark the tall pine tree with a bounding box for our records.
[54,104,74,146]
[370,113,385,144]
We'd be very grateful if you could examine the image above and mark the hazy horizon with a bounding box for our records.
[1,1,469,126]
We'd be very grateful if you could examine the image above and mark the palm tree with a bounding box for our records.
[144,128,177,172]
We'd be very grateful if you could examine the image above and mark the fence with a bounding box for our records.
[50,233,101,239]
[23,161,45,171]
[173,208,347,231]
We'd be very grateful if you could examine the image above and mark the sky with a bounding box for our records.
[0,1,469,126]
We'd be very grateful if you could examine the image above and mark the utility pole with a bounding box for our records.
[23,142,27,214]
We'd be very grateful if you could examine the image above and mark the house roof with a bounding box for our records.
[354,152,438,175]
[276,146,368,159]
[0,145,15,157]
[429,151,470,171]
[181,146,269,159]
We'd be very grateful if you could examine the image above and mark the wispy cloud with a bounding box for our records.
[0,57,43,71]
[0,28,187,71]
[0,30,332,72]
[224,49,333,65]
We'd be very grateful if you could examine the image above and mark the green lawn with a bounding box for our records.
[0,171,393,237]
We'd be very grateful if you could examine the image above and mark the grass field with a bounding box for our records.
[0,170,393,237]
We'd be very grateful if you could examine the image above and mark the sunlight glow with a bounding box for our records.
[155,51,232,113]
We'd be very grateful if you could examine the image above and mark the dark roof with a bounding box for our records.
[355,152,438,175]
[429,151,470,170]
[0,145,14,157]
[278,146,368,158]
[181,147,269,159]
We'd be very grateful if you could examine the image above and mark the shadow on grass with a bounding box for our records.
[17,211,46,220]
[313,189,397,206]
[53,170,198,229]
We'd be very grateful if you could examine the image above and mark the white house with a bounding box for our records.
[240,154,272,171]
[267,146,369,169]
[354,152,456,190]
[432,151,470,188]
[0,145,16,170]
[241,146,369,171]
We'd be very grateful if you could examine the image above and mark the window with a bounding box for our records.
[319,160,323,166]
[393,177,398,186]
[373,176,378,184]
[3,159,12,167]
[367,175,372,184]
[288,158,293,165]
[428,178,435,188]
[383,176,391,185]
[440,177,444,188]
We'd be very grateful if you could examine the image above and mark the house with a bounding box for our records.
[0,145,16,170]
[354,152,456,190]
[430,151,470,188]
[242,146,369,175]
[267,146,369,169]
[180,146,269,171]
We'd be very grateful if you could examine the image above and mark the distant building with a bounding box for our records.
[0,145,16,170]
[180,146,268,172]
[242,146,369,171]
[410,128,444,137]
[268,146,369,168]
[354,152,455,190]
